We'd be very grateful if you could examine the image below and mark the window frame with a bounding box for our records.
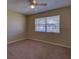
[35,15,60,33]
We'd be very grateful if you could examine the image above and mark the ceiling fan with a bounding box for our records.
[29,0,47,8]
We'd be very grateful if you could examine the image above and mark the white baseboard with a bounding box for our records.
[8,38,70,48]
[28,38,71,48]
[7,37,27,44]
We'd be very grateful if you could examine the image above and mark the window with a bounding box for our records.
[35,15,60,33]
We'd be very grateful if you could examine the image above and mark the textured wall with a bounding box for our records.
[27,7,71,47]
[7,10,27,43]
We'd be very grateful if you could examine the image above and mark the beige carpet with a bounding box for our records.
[7,39,71,59]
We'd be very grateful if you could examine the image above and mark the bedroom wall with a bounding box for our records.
[7,10,27,43]
[27,6,71,47]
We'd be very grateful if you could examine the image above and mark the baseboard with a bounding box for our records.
[28,38,71,48]
[7,37,27,44]
[8,38,70,48]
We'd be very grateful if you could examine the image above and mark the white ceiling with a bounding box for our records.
[7,0,71,15]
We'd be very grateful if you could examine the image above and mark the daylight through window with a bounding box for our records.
[35,15,60,33]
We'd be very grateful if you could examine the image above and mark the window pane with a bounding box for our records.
[46,15,60,33]
[35,18,45,24]
[47,24,57,32]
[47,16,60,24]
[35,24,45,32]
[35,15,60,33]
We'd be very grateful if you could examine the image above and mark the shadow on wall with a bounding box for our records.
[7,10,27,43]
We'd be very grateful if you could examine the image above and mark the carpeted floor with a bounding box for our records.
[7,39,71,59]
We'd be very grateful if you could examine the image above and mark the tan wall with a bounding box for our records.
[7,10,27,43]
[27,7,71,47]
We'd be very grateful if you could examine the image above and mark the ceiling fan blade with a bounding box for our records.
[29,0,33,4]
[34,3,47,6]
[29,0,47,7]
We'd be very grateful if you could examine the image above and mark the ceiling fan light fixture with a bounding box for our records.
[30,5,35,8]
